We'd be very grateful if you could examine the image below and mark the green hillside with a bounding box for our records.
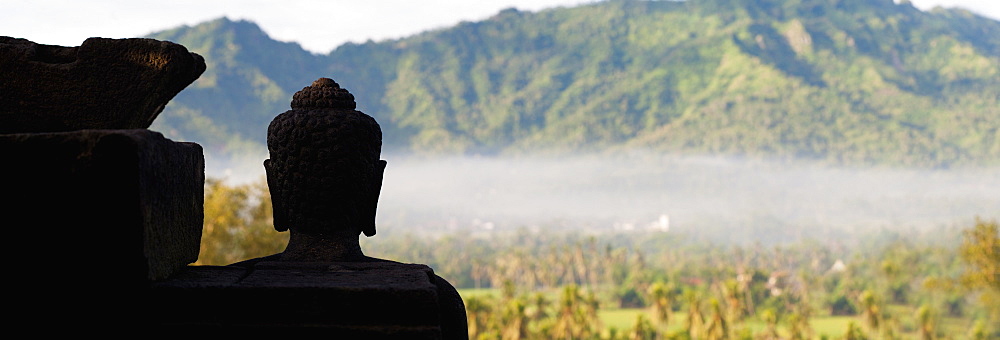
[149,0,1000,168]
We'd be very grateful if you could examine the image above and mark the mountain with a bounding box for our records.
[148,0,1000,172]
[147,19,321,174]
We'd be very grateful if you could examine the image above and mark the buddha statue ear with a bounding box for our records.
[264,159,289,232]
[362,159,387,237]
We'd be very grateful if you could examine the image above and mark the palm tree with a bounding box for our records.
[968,320,989,340]
[501,298,529,340]
[858,290,881,334]
[629,314,657,340]
[958,219,1000,327]
[720,279,743,322]
[648,281,674,329]
[583,289,602,335]
[684,289,705,339]
[554,285,594,339]
[786,309,814,340]
[528,292,550,324]
[844,321,869,340]
[759,308,780,340]
[465,296,493,339]
[915,304,937,340]
[704,298,729,340]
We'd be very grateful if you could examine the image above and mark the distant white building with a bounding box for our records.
[617,214,670,232]
[828,259,847,273]
[657,214,670,232]
[613,221,636,231]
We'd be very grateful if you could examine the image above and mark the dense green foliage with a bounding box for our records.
[149,0,1000,169]
[368,222,999,339]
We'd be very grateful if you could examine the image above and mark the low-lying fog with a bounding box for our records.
[214,152,999,244]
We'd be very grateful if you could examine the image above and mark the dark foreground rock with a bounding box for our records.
[1,129,204,281]
[150,261,461,338]
[0,36,206,133]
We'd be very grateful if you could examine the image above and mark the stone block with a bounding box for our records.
[0,129,204,282]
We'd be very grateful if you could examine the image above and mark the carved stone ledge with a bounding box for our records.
[149,261,448,338]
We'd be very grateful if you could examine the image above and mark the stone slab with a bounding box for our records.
[149,261,446,338]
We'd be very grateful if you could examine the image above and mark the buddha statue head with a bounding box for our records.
[265,78,386,248]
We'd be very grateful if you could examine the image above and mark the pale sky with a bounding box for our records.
[2,0,998,54]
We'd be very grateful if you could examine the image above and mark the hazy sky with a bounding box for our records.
[3,0,999,54]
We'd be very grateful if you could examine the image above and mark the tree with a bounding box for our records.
[759,308,780,340]
[858,290,881,334]
[198,178,249,265]
[501,298,529,340]
[465,295,493,339]
[969,320,990,340]
[720,279,744,322]
[915,304,938,340]
[648,281,675,328]
[959,218,999,291]
[958,218,1000,334]
[528,292,550,324]
[197,178,288,265]
[684,289,705,339]
[553,285,598,339]
[843,321,869,340]
[704,298,729,340]
[786,313,809,340]
[629,314,657,340]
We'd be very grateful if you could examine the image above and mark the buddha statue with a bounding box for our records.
[232,78,467,338]
[264,77,385,261]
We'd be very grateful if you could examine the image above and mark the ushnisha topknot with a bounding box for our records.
[290,77,356,110]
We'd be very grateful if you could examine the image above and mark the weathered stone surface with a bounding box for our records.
[1,129,204,281]
[0,36,206,133]
[150,261,446,338]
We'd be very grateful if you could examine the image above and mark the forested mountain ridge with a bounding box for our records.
[148,0,1000,169]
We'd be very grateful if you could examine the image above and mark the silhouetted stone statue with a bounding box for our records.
[264,77,386,261]
[0,36,206,133]
[229,78,468,338]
